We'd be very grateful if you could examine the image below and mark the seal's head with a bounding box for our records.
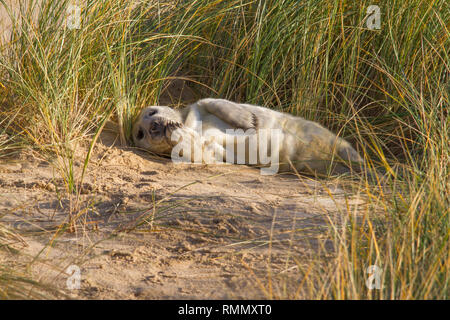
[132,106,183,155]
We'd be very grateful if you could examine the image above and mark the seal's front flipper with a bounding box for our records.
[197,98,257,130]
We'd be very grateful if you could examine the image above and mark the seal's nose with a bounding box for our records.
[149,121,164,137]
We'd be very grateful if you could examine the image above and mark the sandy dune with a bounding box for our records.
[0,126,367,299]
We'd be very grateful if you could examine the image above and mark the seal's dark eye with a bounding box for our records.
[143,109,157,119]
[147,110,157,117]
[136,128,144,140]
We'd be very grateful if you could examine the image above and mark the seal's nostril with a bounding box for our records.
[150,121,160,133]
[136,128,144,140]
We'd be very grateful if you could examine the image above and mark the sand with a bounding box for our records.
[0,125,367,299]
